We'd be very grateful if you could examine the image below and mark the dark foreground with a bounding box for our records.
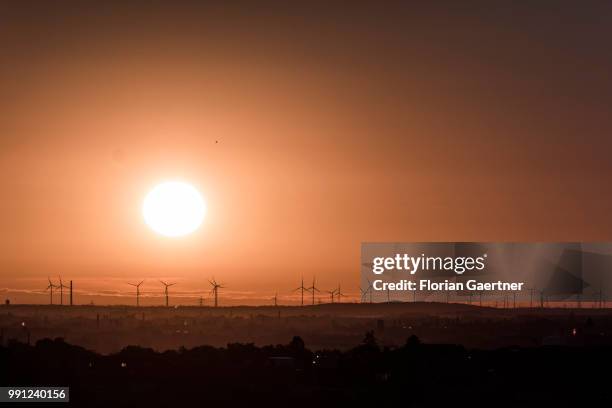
[5,303,612,353]
[2,334,612,407]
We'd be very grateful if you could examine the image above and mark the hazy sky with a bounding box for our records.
[1,1,612,305]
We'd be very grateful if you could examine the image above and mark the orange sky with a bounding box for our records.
[1,1,612,305]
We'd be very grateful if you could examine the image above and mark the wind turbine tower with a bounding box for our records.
[160,281,176,307]
[360,280,373,303]
[294,277,308,306]
[336,284,345,303]
[325,289,336,304]
[128,280,145,307]
[209,279,224,308]
[58,276,69,306]
[45,278,57,305]
[359,286,368,303]
[306,277,320,305]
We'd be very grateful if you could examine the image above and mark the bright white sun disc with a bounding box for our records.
[143,181,206,237]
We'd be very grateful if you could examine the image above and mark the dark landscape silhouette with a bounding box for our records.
[2,302,612,406]
[3,327,612,407]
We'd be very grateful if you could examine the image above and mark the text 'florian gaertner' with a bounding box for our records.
[372,279,525,292]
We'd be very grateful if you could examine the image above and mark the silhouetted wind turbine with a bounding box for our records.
[325,289,337,304]
[45,278,57,305]
[306,277,320,305]
[527,287,536,308]
[128,280,145,307]
[336,284,346,303]
[359,286,368,303]
[360,280,373,303]
[272,292,278,307]
[209,279,224,308]
[159,281,176,307]
[596,289,606,309]
[293,277,308,306]
[58,276,69,306]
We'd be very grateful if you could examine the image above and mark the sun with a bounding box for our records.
[143,181,206,237]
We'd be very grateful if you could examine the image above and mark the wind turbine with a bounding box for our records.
[325,289,336,304]
[58,276,69,306]
[159,281,176,307]
[272,292,278,307]
[128,280,145,307]
[293,277,308,306]
[335,284,346,303]
[527,287,536,308]
[596,289,606,309]
[209,279,224,308]
[360,280,373,303]
[306,277,320,305]
[45,278,57,305]
[359,286,368,303]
